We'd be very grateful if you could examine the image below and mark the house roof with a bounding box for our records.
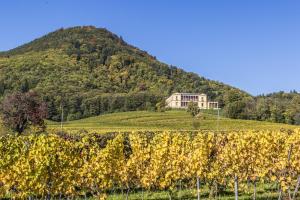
[172,93,207,96]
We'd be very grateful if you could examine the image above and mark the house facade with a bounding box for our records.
[166,93,219,109]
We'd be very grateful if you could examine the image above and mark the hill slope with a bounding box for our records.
[0,26,248,121]
[47,110,296,132]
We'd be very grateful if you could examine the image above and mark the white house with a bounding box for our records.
[166,93,218,109]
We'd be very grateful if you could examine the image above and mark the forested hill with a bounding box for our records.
[0,26,247,121]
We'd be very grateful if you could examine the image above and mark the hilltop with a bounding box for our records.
[0,26,247,121]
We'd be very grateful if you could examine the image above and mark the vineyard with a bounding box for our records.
[1,129,300,199]
[47,110,297,132]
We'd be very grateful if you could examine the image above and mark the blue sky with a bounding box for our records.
[1,0,300,95]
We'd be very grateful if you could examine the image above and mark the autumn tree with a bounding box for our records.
[0,91,48,134]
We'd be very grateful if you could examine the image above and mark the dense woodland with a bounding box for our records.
[223,90,300,124]
[0,26,299,125]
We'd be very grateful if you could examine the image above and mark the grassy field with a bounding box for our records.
[87,182,279,200]
[47,110,297,132]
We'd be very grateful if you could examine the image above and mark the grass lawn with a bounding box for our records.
[47,110,297,133]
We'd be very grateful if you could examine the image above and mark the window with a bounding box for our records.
[175,96,178,101]
[181,102,188,107]
[201,103,204,107]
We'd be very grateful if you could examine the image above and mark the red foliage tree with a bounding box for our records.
[1,91,48,134]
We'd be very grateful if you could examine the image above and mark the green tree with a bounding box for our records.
[270,101,285,123]
[293,113,300,125]
[0,80,5,95]
[156,100,166,112]
[20,79,30,93]
[255,98,271,121]
[47,100,59,121]
[187,102,200,117]
[284,96,300,124]
[224,101,245,119]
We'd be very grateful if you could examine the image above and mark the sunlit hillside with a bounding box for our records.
[47,110,297,133]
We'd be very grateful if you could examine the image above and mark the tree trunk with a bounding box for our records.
[126,188,130,200]
[215,181,218,198]
[168,191,172,200]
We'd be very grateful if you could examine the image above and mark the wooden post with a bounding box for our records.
[234,175,239,200]
[253,181,256,200]
[278,188,282,200]
[292,176,300,200]
[287,145,293,200]
[179,180,182,200]
[197,177,201,200]
[217,108,220,131]
[60,103,64,132]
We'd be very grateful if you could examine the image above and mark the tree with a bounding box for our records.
[156,100,166,112]
[187,102,200,117]
[47,99,59,121]
[284,96,300,124]
[0,91,48,134]
[224,101,245,119]
[20,79,30,93]
[293,113,300,125]
[270,101,285,123]
[0,80,5,95]
[241,97,256,119]
[255,98,271,121]
[224,90,243,104]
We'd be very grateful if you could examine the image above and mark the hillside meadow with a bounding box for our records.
[47,110,297,133]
